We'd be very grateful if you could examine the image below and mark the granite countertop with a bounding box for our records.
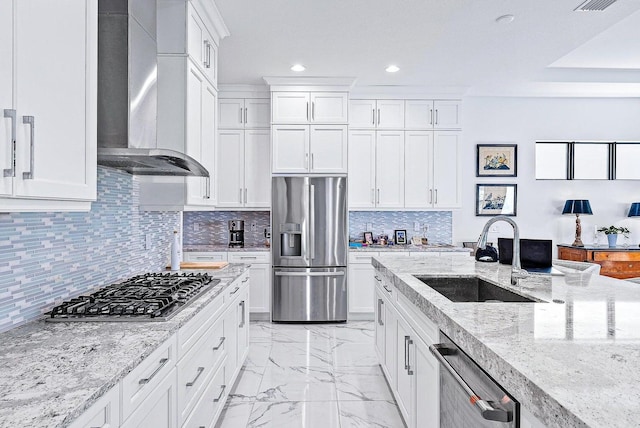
[183,244,270,252]
[0,264,249,428]
[372,254,640,428]
[350,244,471,253]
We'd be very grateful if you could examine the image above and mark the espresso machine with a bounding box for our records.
[228,220,245,248]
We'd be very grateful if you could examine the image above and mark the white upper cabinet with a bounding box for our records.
[272,125,347,174]
[219,98,270,129]
[272,92,348,124]
[405,100,461,130]
[157,0,229,88]
[349,99,404,129]
[432,131,461,208]
[348,130,376,208]
[217,129,270,208]
[1,0,97,211]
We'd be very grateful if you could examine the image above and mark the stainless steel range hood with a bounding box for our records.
[97,0,209,177]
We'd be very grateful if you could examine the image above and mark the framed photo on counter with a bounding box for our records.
[476,184,517,216]
[363,231,373,245]
[394,229,407,245]
[477,144,517,177]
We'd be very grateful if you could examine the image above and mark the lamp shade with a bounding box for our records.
[629,202,640,217]
[562,199,593,215]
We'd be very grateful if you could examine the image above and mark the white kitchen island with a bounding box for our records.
[373,254,638,428]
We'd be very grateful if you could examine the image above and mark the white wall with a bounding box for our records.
[453,97,640,251]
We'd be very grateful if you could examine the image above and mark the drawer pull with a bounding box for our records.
[138,358,169,385]
[186,366,205,387]
[374,276,382,282]
[355,256,371,260]
[240,256,257,260]
[213,384,226,402]
[242,277,249,283]
[230,286,240,295]
[213,336,226,351]
[383,285,392,293]
[239,301,246,327]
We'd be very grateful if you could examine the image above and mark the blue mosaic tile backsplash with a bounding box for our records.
[349,211,452,244]
[183,211,271,246]
[0,167,180,333]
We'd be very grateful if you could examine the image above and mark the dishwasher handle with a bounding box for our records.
[429,343,512,423]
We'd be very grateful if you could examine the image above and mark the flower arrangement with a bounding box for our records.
[597,226,630,236]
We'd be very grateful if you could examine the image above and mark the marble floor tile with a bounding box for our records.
[334,366,394,401]
[268,341,333,368]
[317,322,376,344]
[248,401,341,428]
[251,322,335,344]
[332,342,380,367]
[338,400,406,428]
[228,367,264,402]
[257,365,337,402]
[215,400,255,428]
[244,343,272,368]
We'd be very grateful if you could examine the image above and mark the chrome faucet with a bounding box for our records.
[477,216,528,286]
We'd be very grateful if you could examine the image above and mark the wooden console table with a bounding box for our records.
[557,244,640,279]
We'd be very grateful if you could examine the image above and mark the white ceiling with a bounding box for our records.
[214,0,640,96]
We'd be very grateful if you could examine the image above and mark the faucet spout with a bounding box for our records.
[477,216,527,285]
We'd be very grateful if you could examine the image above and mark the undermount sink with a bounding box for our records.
[415,276,536,303]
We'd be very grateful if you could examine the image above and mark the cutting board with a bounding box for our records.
[166,261,229,270]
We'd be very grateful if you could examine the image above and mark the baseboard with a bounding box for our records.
[348,312,375,321]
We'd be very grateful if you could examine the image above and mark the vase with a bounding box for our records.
[607,234,618,248]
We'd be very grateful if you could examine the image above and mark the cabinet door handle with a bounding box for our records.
[239,188,243,203]
[377,108,381,125]
[377,299,384,326]
[3,109,16,177]
[22,116,34,179]
[430,109,433,125]
[203,40,209,68]
[435,189,438,204]
[372,108,375,125]
[244,107,248,124]
[212,336,226,350]
[312,102,315,121]
[213,384,226,402]
[404,335,409,370]
[435,109,438,125]
[138,358,169,385]
[306,152,309,169]
[429,189,433,204]
[186,366,205,387]
[311,153,314,170]
[204,176,211,199]
[407,337,414,375]
[244,188,248,204]
[376,189,380,204]
[239,300,246,327]
[239,107,243,124]
[306,102,309,121]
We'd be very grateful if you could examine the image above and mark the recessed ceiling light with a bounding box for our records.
[495,14,515,24]
[291,64,306,72]
[385,65,400,73]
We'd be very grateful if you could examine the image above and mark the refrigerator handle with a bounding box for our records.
[309,184,315,260]
[275,271,345,277]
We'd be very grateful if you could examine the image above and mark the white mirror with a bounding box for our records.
[573,143,609,180]
[615,143,640,179]
[535,143,568,179]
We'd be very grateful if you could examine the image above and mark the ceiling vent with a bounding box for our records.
[574,0,618,11]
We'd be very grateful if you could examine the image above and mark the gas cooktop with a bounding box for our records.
[47,272,221,322]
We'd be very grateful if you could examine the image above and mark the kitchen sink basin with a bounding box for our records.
[414,276,536,303]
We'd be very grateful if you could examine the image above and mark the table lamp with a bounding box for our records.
[562,199,593,247]
[628,202,640,247]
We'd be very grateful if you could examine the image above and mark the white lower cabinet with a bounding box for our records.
[228,252,270,315]
[72,271,251,428]
[374,268,439,428]
[348,252,379,315]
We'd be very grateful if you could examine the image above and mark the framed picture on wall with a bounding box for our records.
[477,144,517,177]
[476,184,517,216]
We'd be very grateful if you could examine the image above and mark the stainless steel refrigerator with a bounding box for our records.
[271,176,348,322]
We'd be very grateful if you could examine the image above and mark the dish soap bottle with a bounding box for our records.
[170,230,180,271]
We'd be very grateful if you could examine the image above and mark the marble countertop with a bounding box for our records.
[350,244,471,252]
[372,255,640,428]
[0,264,249,428]
[183,244,270,252]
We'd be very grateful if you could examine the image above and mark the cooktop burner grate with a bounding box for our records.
[47,272,220,322]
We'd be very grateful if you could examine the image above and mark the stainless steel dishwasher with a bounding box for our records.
[430,332,519,427]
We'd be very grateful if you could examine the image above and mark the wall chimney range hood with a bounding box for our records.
[97,0,209,177]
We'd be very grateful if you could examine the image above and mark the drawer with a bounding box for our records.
[177,317,226,425]
[378,251,411,257]
[598,261,640,279]
[181,361,227,428]
[227,272,250,301]
[121,334,178,421]
[349,252,379,264]
[184,252,228,262]
[228,251,270,264]
[593,251,640,262]
[68,384,120,428]
[178,292,225,358]
[409,252,440,257]
[374,271,394,301]
[396,291,439,345]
